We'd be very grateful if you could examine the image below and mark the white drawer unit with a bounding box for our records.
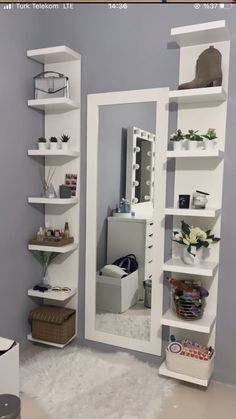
[107,217,155,300]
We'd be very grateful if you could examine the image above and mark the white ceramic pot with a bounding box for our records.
[61,142,69,151]
[204,139,217,150]
[182,246,203,265]
[187,141,199,151]
[49,142,58,150]
[173,141,183,151]
[38,142,47,150]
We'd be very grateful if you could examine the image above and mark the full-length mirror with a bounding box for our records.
[85,89,169,355]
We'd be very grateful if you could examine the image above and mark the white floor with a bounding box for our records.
[21,380,236,419]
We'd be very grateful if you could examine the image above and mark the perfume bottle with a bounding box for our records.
[64,222,70,239]
[36,227,44,241]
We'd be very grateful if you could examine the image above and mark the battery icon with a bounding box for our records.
[219,4,233,9]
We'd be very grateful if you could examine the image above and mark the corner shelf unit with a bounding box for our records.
[159,20,230,386]
[27,45,81,348]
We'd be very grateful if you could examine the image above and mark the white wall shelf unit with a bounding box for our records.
[165,208,221,218]
[169,86,226,104]
[28,150,79,157]
[166,150,224,159]
[27,333,76,348]
[161,309,216,334]
[163,258,218,277]
[27,45,81,348]
[159,20,230,386]
[28,288,77,302]
[28,197,78,205]
[28,243,78,253]
[28,98,79,113]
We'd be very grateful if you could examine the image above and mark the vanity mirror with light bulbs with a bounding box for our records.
[85,88,169,355]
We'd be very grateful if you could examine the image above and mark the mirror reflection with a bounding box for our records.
[95,103,156,341]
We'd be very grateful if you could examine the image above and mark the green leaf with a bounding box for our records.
[181,220,190,236]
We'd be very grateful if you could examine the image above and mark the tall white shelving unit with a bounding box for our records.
[159,21,230,386]
[26,46,81,348]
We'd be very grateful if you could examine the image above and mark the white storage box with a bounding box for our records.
[166,349,215,380]
[0,339,19,396]
[96,270,138,313]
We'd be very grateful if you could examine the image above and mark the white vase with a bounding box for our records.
[204,139,217,150]
[173,141,183,151]
[61,142,69,151]
[187,141,201,151]
[38,142,47,150]
[182,246,203,265]
[49,142,58,150]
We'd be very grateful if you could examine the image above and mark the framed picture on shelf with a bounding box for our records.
[65,174,78,197]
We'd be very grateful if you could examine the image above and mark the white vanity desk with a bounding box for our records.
[107,216,155,300]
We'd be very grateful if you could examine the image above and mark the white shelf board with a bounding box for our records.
[28,197,78,205]
[28,243,78,253]
[27,46,81,64]
[27,333,76,348]
[28,288,77,301]
[169,87,226,104]
[161,309,216,334]
[167,149,224,159]
[28,149,79,157]
[159,361,209,387]
[171,20,229,47]
[165,208,221,218]
[28,98,79,113]
[163,258,218,277]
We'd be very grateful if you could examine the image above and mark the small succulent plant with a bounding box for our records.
[49,136,58,143]
[185,130,203,142]
[37,137,47,143]
[60,134,70,143]
[169,129,185,142]
[203,128,217,141]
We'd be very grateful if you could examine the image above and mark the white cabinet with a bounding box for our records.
[107,217,155,300]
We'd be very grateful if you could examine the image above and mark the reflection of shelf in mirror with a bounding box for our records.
[169,87,226,104]
[161,309,216,334]
[159,361,209,387]
[28,149,79,157]
[27,46,81,64]
[28,288,77,301]
[163,258,218,277]
[171,20,229,47]
[28,197,78,205]
[28,243,78,253]
[27,333,76,348]
[165,208,221,218]
[167,150,224,159]
[28,98,80,113]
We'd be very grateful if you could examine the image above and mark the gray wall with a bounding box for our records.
[97,103,156,270]
[0,5,236,385]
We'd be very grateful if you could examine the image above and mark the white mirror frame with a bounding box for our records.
[85,88,169,355]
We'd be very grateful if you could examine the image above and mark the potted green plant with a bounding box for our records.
[31,250,60,285]
[37,137,47,151]
[49,136,58,151]
[173,220,220,265]
[185,130,203,151]
[60,134,70,151]
[202,128,217,150]
[169,129,185,151]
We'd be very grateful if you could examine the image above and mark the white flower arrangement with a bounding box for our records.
[173,220,220,256]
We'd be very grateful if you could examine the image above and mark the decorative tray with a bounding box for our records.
[28,237,74,247]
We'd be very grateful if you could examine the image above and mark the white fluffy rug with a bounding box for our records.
[21,345,175,419]
[96,312,151,341]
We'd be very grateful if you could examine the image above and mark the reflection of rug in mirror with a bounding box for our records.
[96,309,151,341]
[21,345,175,419]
